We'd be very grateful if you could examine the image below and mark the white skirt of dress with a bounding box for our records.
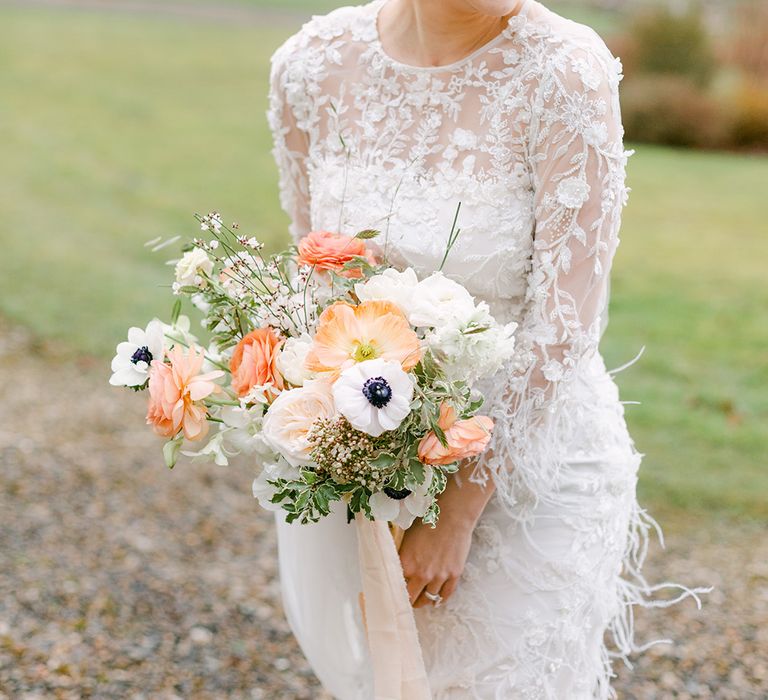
[414,448,641,699]
[274,499,375,699]
[275,450,647,699]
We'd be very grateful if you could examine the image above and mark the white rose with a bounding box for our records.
[275,333,316,387]
[260,380,336,467]
[354,268,419,317]
[175,249,214,288]
[409,272,476,328]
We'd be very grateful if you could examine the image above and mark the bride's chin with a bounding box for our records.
[463,0,524,18]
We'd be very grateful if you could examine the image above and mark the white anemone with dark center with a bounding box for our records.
[332,358,414,437]
[369,467,435,529]
[109,319,165,387]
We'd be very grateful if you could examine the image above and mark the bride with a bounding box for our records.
[266,0,688,697]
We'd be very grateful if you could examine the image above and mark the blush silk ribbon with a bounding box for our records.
[355,514,432,700]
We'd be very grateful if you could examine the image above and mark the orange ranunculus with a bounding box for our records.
[418,402,494,466]
[230,327,285,400]
[296,230,376,279]
[305,300,422,380]
[146,346,224,441]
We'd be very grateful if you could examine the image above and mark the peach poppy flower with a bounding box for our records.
[230,327,285,400]
[146,346,224,441]
[297,230,376,279]
[418,402,494,466]
[306,301,422,380]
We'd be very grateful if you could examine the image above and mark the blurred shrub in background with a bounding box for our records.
[726,3,768,149]
[621,7,715,87]
[729,81,768,148]
[620,75,724,148]
[728,2,768,83]
[615,2,768,152]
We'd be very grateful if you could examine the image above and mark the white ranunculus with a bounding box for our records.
[275,333,315,387]
[409,272,477,328]
[354,268,419,317]
[332,358,414,438]
[109,319,165,387]
[427,304,517,383]
[252,457,301,512]
[174,248,214,288]
[260,380,336,467]
[369,468,434,529]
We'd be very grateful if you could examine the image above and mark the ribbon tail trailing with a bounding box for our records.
[355,513,432,700]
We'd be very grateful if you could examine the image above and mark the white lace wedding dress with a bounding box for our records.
[266,1,679,697]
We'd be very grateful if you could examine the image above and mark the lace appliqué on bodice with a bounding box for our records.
[267,0,631,493]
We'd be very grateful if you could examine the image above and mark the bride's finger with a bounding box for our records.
[439,576,459,602]
[413,579,447,609]
[405,572,427,605]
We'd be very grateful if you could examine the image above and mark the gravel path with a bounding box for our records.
[0,320,765,699]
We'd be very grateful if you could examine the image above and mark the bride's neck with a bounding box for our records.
[377,0,525,68]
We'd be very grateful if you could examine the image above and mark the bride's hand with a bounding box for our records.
[399,508,476,608]
[398,461,496,608]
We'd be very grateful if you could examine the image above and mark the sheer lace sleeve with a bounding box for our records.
[267,39,312,240]
[472,40,632,510]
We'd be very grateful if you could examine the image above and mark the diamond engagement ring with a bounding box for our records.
[424,591,443,606]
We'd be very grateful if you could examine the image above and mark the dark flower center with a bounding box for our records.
[362,376,392,408]
[384,486,412,500]
[131,345,153,365]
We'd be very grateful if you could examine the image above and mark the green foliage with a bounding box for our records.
[620,75,725,149]
[625,7,716,87]
[354,229,380,240]
[616,3,768,152]
[270,473,337,524]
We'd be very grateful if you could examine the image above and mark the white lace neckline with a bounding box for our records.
[370,0,533,73]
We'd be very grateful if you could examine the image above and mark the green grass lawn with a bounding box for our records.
[149,0,621,32]
[1,7,765,521]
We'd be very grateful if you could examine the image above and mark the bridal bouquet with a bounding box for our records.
[110,212,516,528]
